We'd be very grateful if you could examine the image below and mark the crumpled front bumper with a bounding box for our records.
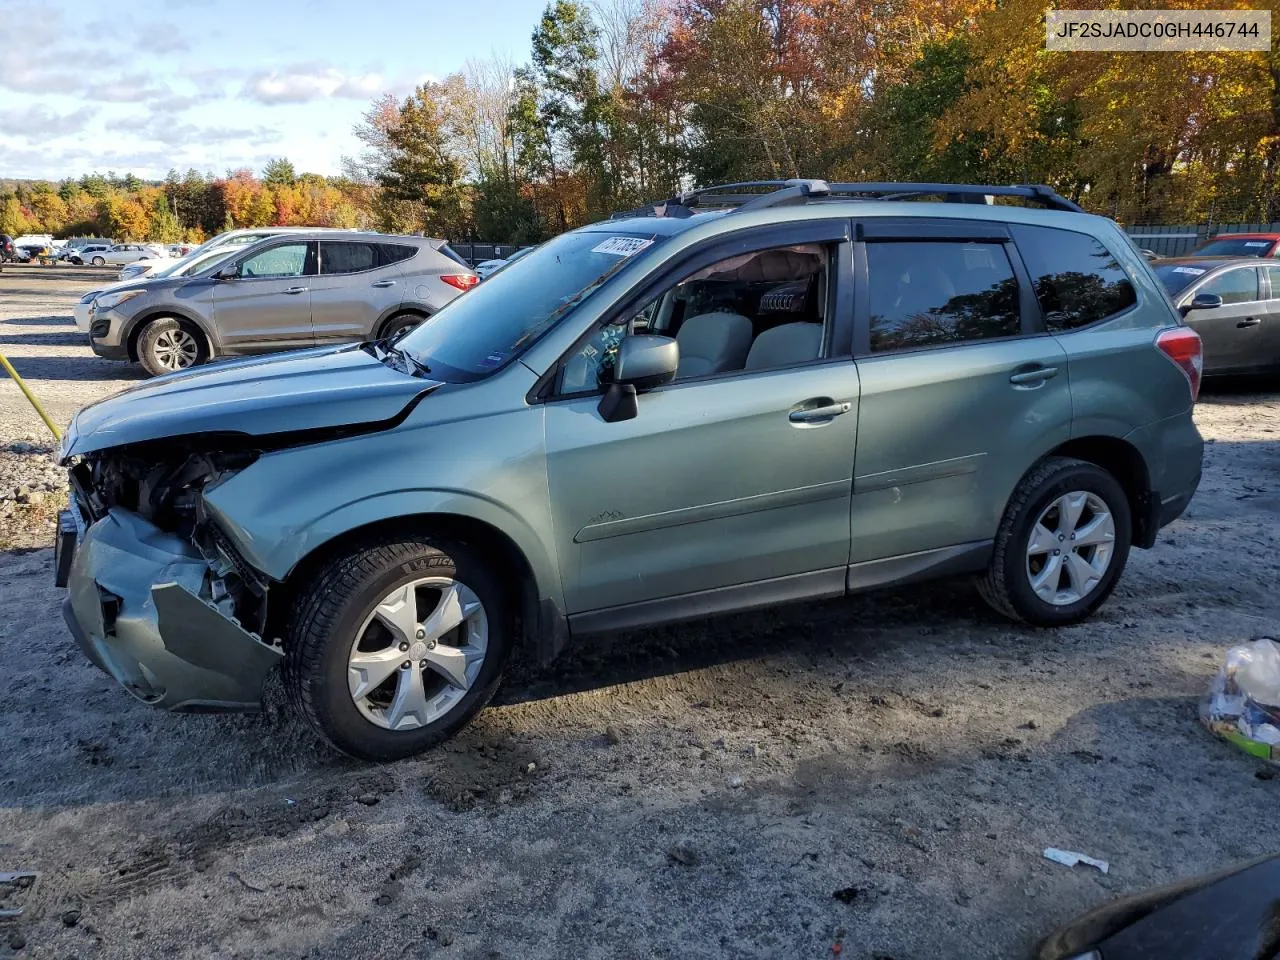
[63,508,282,711]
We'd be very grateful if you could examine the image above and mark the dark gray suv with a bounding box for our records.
[86,231,478,376]
[57,180,1204,760]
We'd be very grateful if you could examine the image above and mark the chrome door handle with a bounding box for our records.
[789,401,852,424]
[371,279,396,288]
[1238,317,1262,327]
[282,286,307,295]
[1009,365,1058,385]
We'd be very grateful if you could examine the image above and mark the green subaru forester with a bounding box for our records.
[56,180,1204,760]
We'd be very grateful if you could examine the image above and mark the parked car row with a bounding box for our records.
[71,226,479,376]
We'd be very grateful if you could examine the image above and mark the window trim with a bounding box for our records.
[531,220,855,405]
[1186,264,1263,307]
[317,239,385,277]
[1262,265,1280,300]
[1007,222,1141,335]
[853,230,1031,358]
[231,239,317,281]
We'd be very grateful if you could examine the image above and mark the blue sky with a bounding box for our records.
[0,0,550,181]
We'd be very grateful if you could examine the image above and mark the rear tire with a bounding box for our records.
[137,317,208,377]
[379,312,424,341]
[977,457,1132,626]
[284,535,512,761]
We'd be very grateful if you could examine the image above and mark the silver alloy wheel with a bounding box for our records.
[152,328,199,370]
[387,319,418,340]
[1025,491,1116,606]
[347,576,489,731]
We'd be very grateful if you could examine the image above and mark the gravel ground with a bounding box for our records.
[2,266,1280,959]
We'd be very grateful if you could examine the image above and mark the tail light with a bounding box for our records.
[1156,326,1203,401]
[441,274,480,291]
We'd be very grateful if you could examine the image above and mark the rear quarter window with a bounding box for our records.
[379,243,417,265]
[1011,224,1137,331]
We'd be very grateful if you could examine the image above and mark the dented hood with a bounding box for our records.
[61,344,438,459]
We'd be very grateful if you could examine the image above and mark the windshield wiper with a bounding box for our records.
[388,343,431,377]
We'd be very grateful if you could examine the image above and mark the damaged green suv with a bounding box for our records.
[57,181,1205,760]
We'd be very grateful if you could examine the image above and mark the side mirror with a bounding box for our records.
[597,334,679,423]
[213,266,238,281]
[614,334,678,390]
[1181,292,1223,315]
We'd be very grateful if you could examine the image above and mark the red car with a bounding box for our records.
[1191,232,1280,257]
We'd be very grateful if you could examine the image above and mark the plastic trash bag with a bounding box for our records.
[1201,638,1280,764]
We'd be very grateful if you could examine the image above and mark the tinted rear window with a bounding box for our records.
[379,243,417,265]
[438,244,469,267]
[319,241,377,274]
[1011,224,1136,330]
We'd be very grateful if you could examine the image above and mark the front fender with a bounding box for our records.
[200,403,561,609]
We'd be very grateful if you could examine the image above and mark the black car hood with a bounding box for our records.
[61,344,439,459]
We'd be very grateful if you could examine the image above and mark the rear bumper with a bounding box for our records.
[1158,467,1201,528]
[63,508,282,711]
[1125,412,1203,545]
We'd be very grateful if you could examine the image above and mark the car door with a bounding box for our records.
[211,240,316,353]
[1255,267,1280,371]
[542,221,858,625]
[848,219,1072,570]
[1180,265,1263,375]
[310,240,403,342]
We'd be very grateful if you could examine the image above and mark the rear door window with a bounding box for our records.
[866,241,1021,352]
[1010,224,1136,330]
[319,241,378,275]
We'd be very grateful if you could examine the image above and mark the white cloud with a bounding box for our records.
[0,105,96,138]
[243,64,387,104]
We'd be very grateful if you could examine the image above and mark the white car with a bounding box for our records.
[66,243,114,264]
[87,243,168,266]
[73,247,238,332]
[474,245,535,279]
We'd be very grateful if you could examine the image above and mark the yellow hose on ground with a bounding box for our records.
[0,351,62,441]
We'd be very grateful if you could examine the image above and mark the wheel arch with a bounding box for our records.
[375,304,431,339]
[124,309,216,362]
[266,511,566,664]
[1044,435,1155,547]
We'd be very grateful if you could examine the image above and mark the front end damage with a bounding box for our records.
[61,446,282,711]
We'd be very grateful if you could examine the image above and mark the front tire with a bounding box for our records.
[137,317,207,376]
[284,536,512,761]
[90,256,105,266]
[977,457,1132,626]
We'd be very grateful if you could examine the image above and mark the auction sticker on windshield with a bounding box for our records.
[591,236,654,257]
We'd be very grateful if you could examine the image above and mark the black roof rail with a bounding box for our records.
[822,182,1083,212]
[609,180,1083,219]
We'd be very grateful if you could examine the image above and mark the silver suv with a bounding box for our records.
[86,231,478,376]
[56,180,1204,760]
